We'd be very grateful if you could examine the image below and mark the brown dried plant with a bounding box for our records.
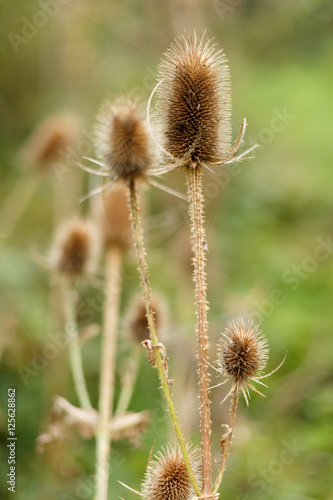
[157,32,231,166]
[95,99,152,182]
[155,31,235,497]
[211,319,285,493]
[50,217,100,279]
[141,444,201,500]
[50,217,101,413]
[69,30,284,500]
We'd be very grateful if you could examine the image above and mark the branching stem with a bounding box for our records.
[61,277,92,412]
[213,387,239,494]
[128,178,201,498]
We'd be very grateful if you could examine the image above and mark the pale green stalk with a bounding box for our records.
[61,277,92,412]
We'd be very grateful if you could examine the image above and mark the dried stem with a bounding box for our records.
[61,277,93,412]
[128,178,201,497]
[213,387,239,494]
[187,165,212,497]
[95,245,123,500]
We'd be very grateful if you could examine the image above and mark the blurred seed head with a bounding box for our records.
[125,295,166,345]
[94,184,132,250]
[217,318,269,390]
[141,444,201,500]
[50,218,100,279]
[21,112,80,171]
[95,98,152,181]
[157,31,231,166]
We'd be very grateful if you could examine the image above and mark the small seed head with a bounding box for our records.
[50,218,100,278]
[95,98,152,181]
[21,112,80,171]
[125,295,164,345]
[141,444,200,500]
[217,319,269,386]
[157,31,231,165]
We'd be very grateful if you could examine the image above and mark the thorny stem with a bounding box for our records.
[187,165,212,497]
[61,277,93,412]
[95,245,123,500]
[213,387,239,494]
[128,179,201,498]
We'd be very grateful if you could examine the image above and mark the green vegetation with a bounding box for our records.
[1,2,333,499]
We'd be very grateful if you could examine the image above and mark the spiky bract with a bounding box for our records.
[157,31,231,166]
[141,444,201,500]
[95,98,152,181]
[51,218,100,278]
[217,318,269,402]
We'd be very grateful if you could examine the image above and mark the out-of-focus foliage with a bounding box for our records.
[1,1,333,499]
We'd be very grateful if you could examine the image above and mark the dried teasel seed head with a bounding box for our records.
[50,218,100,278]
[217,318,269,400]
[125,295,165,345]
[93,185,132,250]
[94,98,152,181]
[21,112,80,171]
[157,31,231,166]
[141,444,201,500]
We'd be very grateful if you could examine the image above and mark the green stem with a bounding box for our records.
[128,179,201,497]
[95,245,123,500]
[61,277,92,412]
[213,388,239,494]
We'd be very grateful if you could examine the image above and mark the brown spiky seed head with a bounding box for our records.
[51,218,100,278]
[95,98,152,181]
[21,112,80,171]
[217,319,269,384]
[157,31,231,165]
[141,444,201,500]
[94,185,132,250]
[126,295,162,344]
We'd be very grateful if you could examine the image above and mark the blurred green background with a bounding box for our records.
[1,1,333,499]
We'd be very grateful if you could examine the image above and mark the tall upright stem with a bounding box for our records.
[187,165,212,497]
[213,388,239,494]
[61,277,92,412]
[128,179,201,497]
[95,245,123,500]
